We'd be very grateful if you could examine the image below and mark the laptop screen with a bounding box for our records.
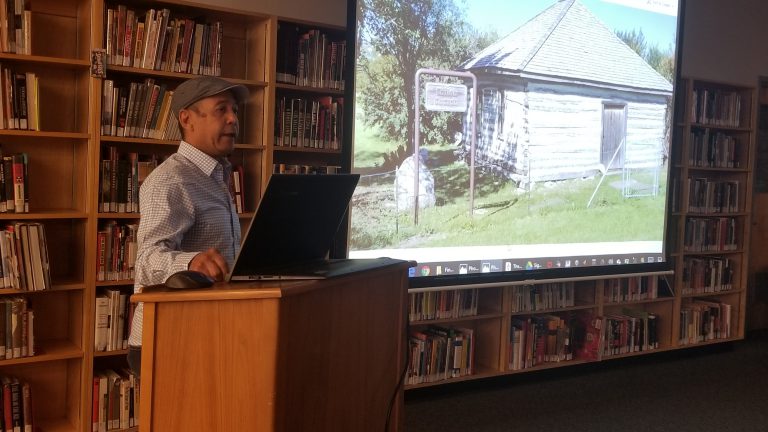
[229,174,360,279]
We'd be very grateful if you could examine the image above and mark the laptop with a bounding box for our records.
[228,173,376,281]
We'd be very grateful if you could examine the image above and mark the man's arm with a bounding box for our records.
[134,175,199,287]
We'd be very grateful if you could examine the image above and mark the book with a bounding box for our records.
[1,156,11,211]
[21,381,30,432]
[11,154,23,213]
[24,223,44,290]
[23,72,37,131]
[92,376,100,432]
[94,295,109,351]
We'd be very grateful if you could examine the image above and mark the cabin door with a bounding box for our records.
[601,102,627,171]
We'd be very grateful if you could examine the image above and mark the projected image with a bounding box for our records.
[349,0,681,281]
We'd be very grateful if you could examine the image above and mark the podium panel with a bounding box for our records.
[134,259,410,431]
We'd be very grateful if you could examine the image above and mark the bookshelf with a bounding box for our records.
[748,77,768,330]
[270,19,347,177]
[405,274,675,388]
[404,77,755,390]
[0,0,349,430]
[670,77,753,346]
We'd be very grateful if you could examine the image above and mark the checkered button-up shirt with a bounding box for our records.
[127,141,240,347]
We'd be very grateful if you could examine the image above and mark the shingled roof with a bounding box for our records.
[460,0,672,94]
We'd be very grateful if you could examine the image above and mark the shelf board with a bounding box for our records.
[504,358,595,375]
[682,211,748,217]
[685,165,749,173]
[410,312,504,325]
[604,296,675,306]
[98,212,141,219]
[96,280,134,287]
[0,283,84,295]
[510,304,596,316]
[600,347,664,360]
[690,123,752,132]
[33,418,79,432]
[404,368,502,390]
[0,53,89,69]
[100,136,180,146]
[1,340,81,365]
[677,335,743,348]
[276,82,345,95]
[680,248,745,255]
[94,349,129,358]
[681,288,743,298]
[0,210,87,220]
[0,130,89,139]
[104,64,268,87]
[273,146,341,154]
[101,136,264,149]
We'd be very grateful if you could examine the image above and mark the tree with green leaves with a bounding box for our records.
[358,0,494,168]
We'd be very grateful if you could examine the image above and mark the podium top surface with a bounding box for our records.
[133,257,411,304]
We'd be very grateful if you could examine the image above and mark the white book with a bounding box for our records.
[94,295,109,351]
[98,372,108,432]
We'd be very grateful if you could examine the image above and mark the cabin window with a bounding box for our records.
[480,88,504,144]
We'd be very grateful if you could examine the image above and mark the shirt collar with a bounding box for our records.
[177,141,231,177]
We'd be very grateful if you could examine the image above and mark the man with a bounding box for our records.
[126,76,249,376]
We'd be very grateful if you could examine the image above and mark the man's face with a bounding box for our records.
[181,91,239,157]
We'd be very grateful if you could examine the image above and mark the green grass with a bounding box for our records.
[353,125,400,169]
[351,165,667,250]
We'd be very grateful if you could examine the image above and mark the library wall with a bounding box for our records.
[202,0,346,26]
[681,0,768,85]
[201,0,768,85]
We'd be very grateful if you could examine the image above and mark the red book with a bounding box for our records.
[92,376,100,432]
[11,153,24,213]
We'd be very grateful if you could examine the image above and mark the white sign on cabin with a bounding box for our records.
[424,82,468,112]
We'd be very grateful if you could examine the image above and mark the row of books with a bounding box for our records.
[0,151,28,213]
[510,282,575,313]
[683,217,738,252]
[273,164,342,175]
[407,326,474,385]
[507,310,660,370]
[99,151,245,215]
[0,0,30,55]
[96,222,138,283]
[0,68,38,131]
[688,129,741,168]
[274,96,343,150]
[230,165,245,214]
[0,375,32,432]
[509,315,573,370]
[100,148,161,214]
[104,5,223,76]
[101,79,181,141]
[93,368,140,432]
[685,177,740,214]
[604,276,662,303]
[276,24,346,90]
[94,288,132,352]
[679,299,733,344]
[690,88,744,128]
[408,288,478,322]
[682,256,734,294]
[602,310,659,356]
[0,297,33,359]
[0,222,51,291]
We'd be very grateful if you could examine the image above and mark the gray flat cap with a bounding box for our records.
[172,76,250,118]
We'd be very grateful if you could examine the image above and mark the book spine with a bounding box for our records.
[11,154,23,213]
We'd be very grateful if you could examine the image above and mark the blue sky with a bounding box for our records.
[465,0,680,51]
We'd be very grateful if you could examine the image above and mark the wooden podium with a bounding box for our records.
[133,258,410,431]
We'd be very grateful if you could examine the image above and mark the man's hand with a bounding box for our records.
[188,248,229,281]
